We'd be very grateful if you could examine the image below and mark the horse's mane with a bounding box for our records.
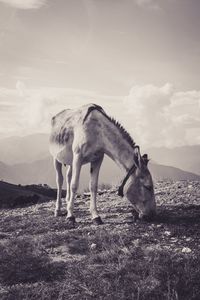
[84,104,136,149]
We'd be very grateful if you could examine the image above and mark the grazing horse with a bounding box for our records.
[49,104,156,225]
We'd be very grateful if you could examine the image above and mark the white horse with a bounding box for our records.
[49,104,156,225]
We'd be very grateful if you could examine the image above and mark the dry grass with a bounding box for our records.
[0,181,200,299]
[0,231,200,300]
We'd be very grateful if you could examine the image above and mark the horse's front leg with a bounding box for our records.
[66,153,81,225]
[65,165,72,206]
[89,154,104,225]
[54,159,63,217]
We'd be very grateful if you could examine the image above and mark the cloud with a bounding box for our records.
[0,0,47,9]
[16,80,27,97]
[1,82,200,148]
[134,0,161,10]
[12,82,123,136]
[124,84,200,148]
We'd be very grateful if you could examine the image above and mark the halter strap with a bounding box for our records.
[117,145,140,197]
[117,163,137,197]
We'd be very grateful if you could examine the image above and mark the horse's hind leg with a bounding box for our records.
[65,165,72,205]
[89,154,104,224]
[54,159,63,217]
[67,153,82,222]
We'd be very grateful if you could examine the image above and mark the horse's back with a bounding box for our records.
[49,104,105,164]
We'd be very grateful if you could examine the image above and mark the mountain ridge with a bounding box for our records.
[0,134,199,190]
[0,156,199,191]
[147,145,200,175]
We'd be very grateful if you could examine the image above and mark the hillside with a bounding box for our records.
[147,145,200,175]
[0,180,200,299]
[0,181,56,208]
[149,163,200,181]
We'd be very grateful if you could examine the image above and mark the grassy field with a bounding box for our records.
[0,181,200,300]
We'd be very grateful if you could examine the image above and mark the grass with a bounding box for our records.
[0,237,65,286]
[0,231,200,300]
[84,183,112,193]
[0,181,200,299]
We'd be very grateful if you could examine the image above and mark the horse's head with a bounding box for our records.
[122,148,156,221]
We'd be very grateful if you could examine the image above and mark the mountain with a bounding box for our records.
[147,145,200,175]
[0,156,122,191]
[0,134,199,176]
[0,161,10,180]
[0,133,49,165]
[0,156,199,192]
[148,163,200,181]
[0,134,199,190]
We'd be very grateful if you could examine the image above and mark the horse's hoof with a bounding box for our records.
[66,216,76,227]
[54,210,62,217]
[92,216,103,225]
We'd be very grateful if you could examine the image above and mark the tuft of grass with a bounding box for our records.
[1,234,200,300]
[67,238,89,255]
[0,237,65,286]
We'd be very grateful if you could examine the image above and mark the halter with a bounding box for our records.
[117,163,137,197]
[117,151,149,197]
[117,145,140,197]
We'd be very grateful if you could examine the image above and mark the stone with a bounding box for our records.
[182,247,192,253]
[90,243,97,250]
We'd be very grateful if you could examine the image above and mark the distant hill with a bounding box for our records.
[149,163,200,181]
[0,156,199,192]
[0,181,54,208]
[0,156,122,191]
[0,134,199,176]
[0,134,200,189]
[0,134,49,165]
[147,145,200,175]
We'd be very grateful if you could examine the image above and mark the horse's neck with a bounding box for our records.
[102,126,135,172]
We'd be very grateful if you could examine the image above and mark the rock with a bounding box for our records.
[156,224,163,228]
[170,237,178,243]
[182,247,192,253]
[90,243,97,250]
[144,233,149,237]
[132,239,140,246]
[155,191,165,196]
[121,247,130,254]
[185,237,191,242]
[164,231,171,236]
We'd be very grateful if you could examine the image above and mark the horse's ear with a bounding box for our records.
[142,154,149,166]
[134,146,142,168]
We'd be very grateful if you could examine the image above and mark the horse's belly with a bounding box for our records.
[50,143,73,165]
[57,148,73,165]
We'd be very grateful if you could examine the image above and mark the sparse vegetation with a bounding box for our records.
[84,183,112,194]
[0,237,65,286]
[0,181,64,209]
[0,180,200,299]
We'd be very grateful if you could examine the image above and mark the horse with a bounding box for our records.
[49,103,156,225]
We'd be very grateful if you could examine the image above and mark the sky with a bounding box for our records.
[0,0,200,148]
